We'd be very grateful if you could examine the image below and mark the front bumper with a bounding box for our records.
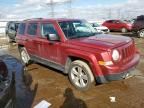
[96,53,140,83]
[96,67,136,83]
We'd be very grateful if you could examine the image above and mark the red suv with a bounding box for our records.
[16,18,140,90]
[102,20,132,33]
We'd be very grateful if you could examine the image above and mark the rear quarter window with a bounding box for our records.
[18,23,26,35]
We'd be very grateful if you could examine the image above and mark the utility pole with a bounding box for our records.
[68,0,72,18]
[108,8,111,19]
[45,0,73,18]
[118,8,121,19]
[46,0,55,18]
[50,0,54,18]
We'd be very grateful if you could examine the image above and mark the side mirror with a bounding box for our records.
[47,34,59,41]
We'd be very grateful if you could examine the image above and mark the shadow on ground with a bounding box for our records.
[60,88,87,108]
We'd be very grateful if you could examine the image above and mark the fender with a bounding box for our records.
[64,49,104,77]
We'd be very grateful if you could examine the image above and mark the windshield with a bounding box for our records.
[92,23,100,27]
[59,20,97,39]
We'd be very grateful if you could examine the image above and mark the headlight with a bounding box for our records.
[112,49,120,61]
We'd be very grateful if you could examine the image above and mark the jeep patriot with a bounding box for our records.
[16,18,140,90]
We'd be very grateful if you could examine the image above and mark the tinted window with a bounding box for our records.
[15,23,20,30]
[137,15,144,21]
[106,20,114,23]
[27,23,38,36]
[41,23,57,38]
[93,23,100,27]
[9,23,15,30]
[18,23,26,35]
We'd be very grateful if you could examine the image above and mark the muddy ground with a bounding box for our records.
[0,33,144,108]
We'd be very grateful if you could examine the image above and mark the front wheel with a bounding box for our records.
[68,60,94,90]
[121,28,127,33]
[8,100,15,108]
[19,47,30,65]
[138,29,144,38]
[6,34,12,43]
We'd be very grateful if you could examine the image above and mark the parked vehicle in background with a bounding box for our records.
[16,18,140,90]
[102,20,132,33]
[132,15,144,38]
[90,22,109,33]
[0,58,15,108]
[5,21,20,42]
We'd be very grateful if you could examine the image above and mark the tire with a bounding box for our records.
[121,28,127,33]
[138,29,144,38]
[5,98,15,108]
[19,47,30,65]
[8,100,15,108]
[68,60,94,90]
[6,34,12,43]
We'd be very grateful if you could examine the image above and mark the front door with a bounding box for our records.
[35,22,62,64]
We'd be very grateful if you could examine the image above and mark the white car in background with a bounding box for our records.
[90,22,110,34]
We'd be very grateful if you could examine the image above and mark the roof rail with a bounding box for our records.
[23,18,43,21]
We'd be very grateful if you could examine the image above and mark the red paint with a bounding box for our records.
[102,20,132,32]
[16,18,140,78]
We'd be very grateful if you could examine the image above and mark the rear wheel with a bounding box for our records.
[19,47,30,65]
[6,34,12,43]
[7,99,15,108]
[68,60,94,90]
[138,29,144,38]
[121,28,127,33]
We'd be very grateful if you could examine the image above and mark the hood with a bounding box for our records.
[67,34,132,51]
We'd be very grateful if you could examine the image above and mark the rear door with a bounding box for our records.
[24,22,38,56]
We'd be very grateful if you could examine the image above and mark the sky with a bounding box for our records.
[1,0,127,6]
[0,0,143,21]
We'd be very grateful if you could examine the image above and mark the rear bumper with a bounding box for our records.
[96,53,140,83]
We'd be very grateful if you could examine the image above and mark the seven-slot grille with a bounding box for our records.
[121,42,135,63]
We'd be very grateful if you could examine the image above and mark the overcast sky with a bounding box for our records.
[0,0,144,21]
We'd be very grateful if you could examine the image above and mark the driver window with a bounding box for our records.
[41,23,58,38]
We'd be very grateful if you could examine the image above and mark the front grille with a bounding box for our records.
[121,43,135,63]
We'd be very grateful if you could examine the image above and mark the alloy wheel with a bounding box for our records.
[70,66,88,88]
